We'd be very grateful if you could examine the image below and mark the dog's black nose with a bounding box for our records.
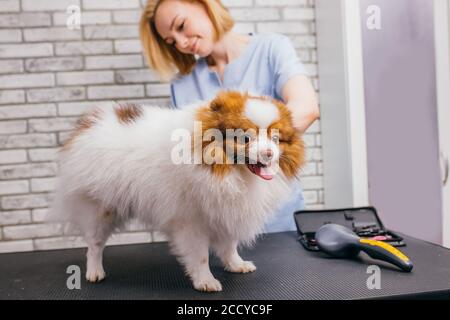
[259,149,273,163]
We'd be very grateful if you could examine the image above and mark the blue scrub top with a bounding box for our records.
[170,32,308,232]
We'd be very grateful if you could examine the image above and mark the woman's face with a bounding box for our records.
[154,0,216,57]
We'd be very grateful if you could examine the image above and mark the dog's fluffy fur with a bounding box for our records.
[49,90,305,292]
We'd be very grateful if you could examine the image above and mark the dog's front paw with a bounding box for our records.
[193,277,223,292]
[86,267,106,283]
[225,261,256,273]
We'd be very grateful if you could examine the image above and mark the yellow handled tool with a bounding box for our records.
[315,224,413,272]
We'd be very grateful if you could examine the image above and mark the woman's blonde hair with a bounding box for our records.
[140,0,234,82]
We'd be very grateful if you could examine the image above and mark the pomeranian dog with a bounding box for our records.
[49,90,305,292]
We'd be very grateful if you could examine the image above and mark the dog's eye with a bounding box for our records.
[271,135,279,143]
[236,134,252,144]
[234,134,252,144]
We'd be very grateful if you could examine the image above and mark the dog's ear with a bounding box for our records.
[210,95,223,112]
[210,90,247,113]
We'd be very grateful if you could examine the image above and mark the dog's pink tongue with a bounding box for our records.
[254,166,273,180]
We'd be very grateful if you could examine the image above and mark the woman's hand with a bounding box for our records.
[281,74,320,135]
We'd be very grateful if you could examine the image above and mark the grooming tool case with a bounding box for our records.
[294,206,406,251]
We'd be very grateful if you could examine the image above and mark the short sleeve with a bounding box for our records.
[271,34,309,99]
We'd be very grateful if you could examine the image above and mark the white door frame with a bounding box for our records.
[315,0,369,208]
[434,0,450,248]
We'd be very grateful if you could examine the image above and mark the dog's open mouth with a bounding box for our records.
[247,161,274,180]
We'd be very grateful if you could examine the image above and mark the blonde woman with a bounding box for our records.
[140,0,319,233]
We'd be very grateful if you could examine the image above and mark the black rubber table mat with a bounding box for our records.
[1,231,450,300]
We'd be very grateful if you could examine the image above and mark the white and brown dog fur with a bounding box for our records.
[48,90,305,292]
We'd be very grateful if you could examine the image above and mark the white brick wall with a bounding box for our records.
[0,1,20,13]
[0,150,27,164]
[21,0,81,12]
[0,43,54,58]
[0,13,51,28]
[0,0,322,253]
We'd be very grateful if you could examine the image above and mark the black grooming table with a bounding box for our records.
[1,231,450,300]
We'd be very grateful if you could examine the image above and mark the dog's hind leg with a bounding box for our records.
[85,211,116,283]
[71,195,116,283]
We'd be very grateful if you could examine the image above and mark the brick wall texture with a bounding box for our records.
[0,0,323,253]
